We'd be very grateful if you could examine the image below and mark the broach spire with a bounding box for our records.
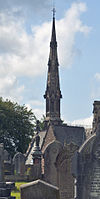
[44,9,62,125]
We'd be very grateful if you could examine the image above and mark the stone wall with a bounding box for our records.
[42,125,55,153]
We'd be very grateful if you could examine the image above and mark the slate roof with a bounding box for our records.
[25,130,46,165]
[52,124,86,147]
[25,123,85,165]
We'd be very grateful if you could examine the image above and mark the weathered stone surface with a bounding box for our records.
[56,143,78,199]
[44,140,63,186]
[20,179,60,199]
[0,144,14,199]
[0,144,4,182]
[77,121,100,199]
[13,152,25,175]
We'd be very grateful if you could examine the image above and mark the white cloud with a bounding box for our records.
[0,74,25,102]
[71,115,93,128]
[95,73,100,81]
[0,2,91,77]
[28,100,43,107]
[26,99,45,119]
[26,103,45,119]
[0,2,91,104]
[57,2,91,68]
[32,108,45,119]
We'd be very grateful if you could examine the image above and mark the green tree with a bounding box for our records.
[0,97,36,157]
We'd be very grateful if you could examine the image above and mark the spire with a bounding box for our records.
[44,10,62,125]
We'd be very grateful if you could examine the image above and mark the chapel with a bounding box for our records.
[1,7,100,199]
[25,9,86,199]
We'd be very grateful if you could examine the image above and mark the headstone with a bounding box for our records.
[44,141,63,186]
[13,152,25,175]
[77,125,100,199]
[90,163,100,198]
[0,144,4,181]
[20,179,60,199]
[4,150,11,162]
[4,150,13,175]
[56,143,78,199]
[0,144,15,199]
[89,138,100,199]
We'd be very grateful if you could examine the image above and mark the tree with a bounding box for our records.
[0,97,36,157]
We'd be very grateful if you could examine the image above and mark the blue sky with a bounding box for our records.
[0,0,100,126]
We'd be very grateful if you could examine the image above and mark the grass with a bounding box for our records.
[11,182,27,199]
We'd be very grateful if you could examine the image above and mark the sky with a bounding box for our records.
[0,0,100,127]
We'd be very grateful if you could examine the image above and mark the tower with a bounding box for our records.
[44,9,62,125]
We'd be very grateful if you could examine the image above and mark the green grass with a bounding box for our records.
[11,182,27,199]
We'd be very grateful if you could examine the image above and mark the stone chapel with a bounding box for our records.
[1,8,100,199]
[25,10,86,199]
[0,7,100,199]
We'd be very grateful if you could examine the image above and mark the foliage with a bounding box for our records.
[0,97,36,157]
[11,182,27,199]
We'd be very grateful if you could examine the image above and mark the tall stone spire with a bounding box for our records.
[44,9,62,125]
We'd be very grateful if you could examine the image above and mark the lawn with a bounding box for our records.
[11,182,27,199]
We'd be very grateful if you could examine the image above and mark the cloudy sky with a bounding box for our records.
[0,0,100,127]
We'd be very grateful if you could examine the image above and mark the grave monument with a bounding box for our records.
[0,144,15,199]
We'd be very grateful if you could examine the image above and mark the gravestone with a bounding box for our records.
[20,179,60,199]
[89,137,100,199]
[77,122,100,199]
[13,152,25,175]
[4,150,11,162]
[0,144,15,199]
[0,144,4,181]
[56,143,78,199]
[90,163,100,198]
[44,141,63,186]
[4,150,13,175]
